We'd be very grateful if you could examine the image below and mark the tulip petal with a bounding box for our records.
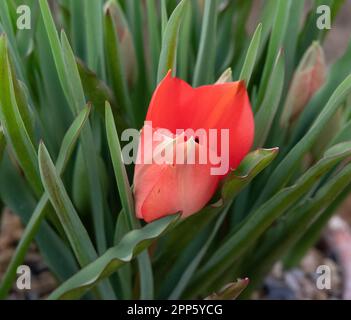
[146,73,254,172]
[134,130,219,222]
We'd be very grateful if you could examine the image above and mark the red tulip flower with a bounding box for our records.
[134,72,254,222]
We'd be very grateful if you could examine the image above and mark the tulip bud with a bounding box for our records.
[104,1,137,88]
[281,42,326,128]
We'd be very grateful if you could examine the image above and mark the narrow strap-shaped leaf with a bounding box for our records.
[161,0,168,35]
[247,161,351,289]
[49,215,179,300]
[255,73,351,207]
[0,126,5,161]
[38,142,116,299]
[103,1,134,126]
[188,142,351,297]
[105,103,135,228]
[84,0,105,79]
[205,278,250,300]
[0,155,78,298]
[0,0,25,82]
[61,30,108,254]
[239,23,262,87]
[155,148,278,275]
[167,205,230,299]
[0,106,91,299]
[38,0,72,107]
[0,35,42,197]
[146,0,161,87]
[284,183,351,269]
[157,0,189,83]
[193,0,218,86]
[256,0,291,107]
[39,142,97,267]
[40,1,108,254]
[254,50,285,147]
[105,102,154,299]
[177,2,192,81]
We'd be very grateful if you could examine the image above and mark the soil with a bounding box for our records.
[0,209,56,300]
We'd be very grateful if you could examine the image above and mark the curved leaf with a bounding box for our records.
[254,50,285,148]
[193,0,218,86]
[155,148,278,273]
[256,72,351,207]
[49,214,179,300]
[188,142,351,297]
[38,142,115,299]
[239,23,262,87]
[157,0,189,83]
[0,106,90,298]
[0,35,42,196]
[205,278,250,300]
[0,126,5,161]
[247,161,351,289]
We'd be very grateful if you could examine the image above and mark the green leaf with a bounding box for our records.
[146,0,161,87]
[161,0,168,35]
[38,0,72,106]
[257,0,291,107]
[155,148,278,275]
[177,2,192,80]
[239,23,262,87]
[157,0,189,83]
[38,141,115,299]
[83,0,105,78]
[284,182,351,269]
[60,31,86,114]
[193,0,218,86]
[0,127,5,160]
[188,142,351,297]
[220,148,279,201]
[0,105,91,300]
[105,102,154,299]
[10,73,35,146]
[39,142,96,267]
[330,119,351,146]
[0,35,42,197]
[61,30,108,254]
[49,215,179,300]
[256,72,351,207]
[205,278,250,300]
[76,58,118,119]
[105,102,135,228]
[0,0,25,82]
[0,154,78,298]
[254,50,285,148]
[167,205,230,299]
[39,1,108,254]
[103,1,134,126]
[247,157,351,289]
